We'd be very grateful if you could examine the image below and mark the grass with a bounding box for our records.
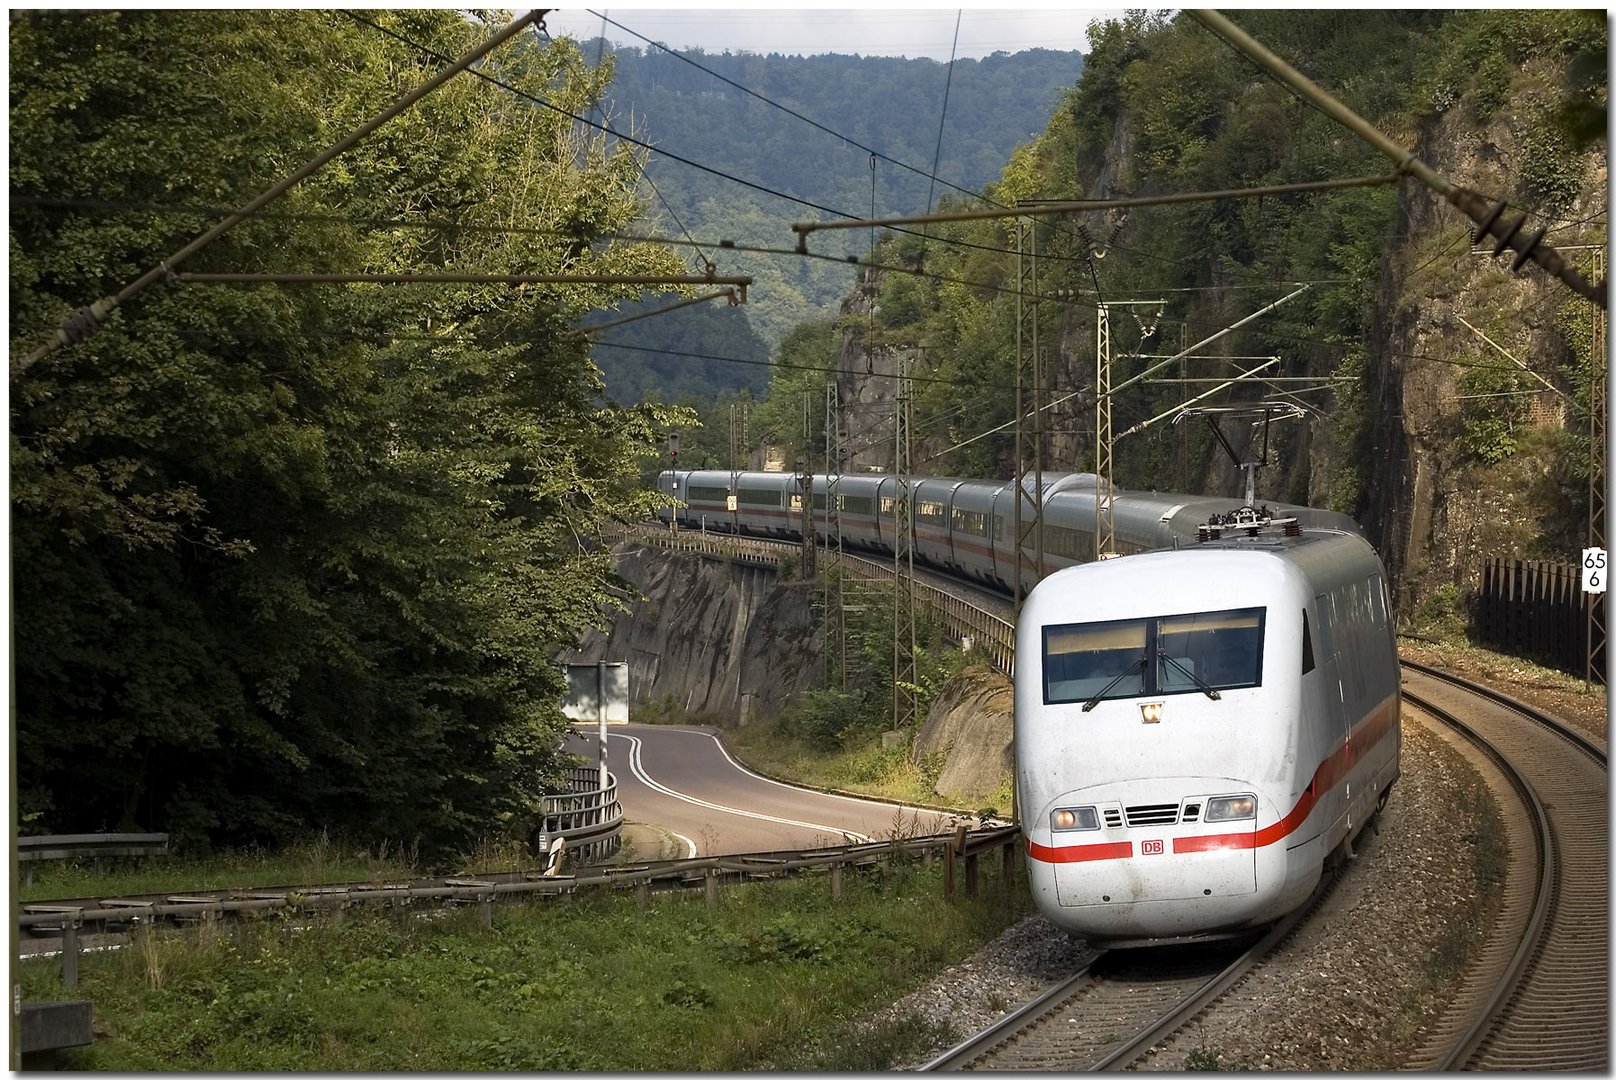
[21,851,1032,1070]
[725,716,1012,820]
[18,832,547,906]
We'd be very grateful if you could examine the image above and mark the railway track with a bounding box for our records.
[921,868,1356,1072]
[1398,660,1607,1071]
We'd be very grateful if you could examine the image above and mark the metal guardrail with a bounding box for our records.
[21,826,1024,986]
[535,768,623,862]
[17,833,171,887]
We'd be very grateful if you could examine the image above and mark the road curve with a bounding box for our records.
[565,723,965,856]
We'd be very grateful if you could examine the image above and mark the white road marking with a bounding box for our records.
[697,729,959,820]
[610,732,872,843]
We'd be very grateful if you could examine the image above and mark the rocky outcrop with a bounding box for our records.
[1362,61,1605,607]
[912,665,1015,806]
[562,545,822,724]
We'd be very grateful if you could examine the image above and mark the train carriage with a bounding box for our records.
[947,480,1003,584]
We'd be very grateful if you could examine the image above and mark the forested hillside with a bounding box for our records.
[567,38,1083,399]
[750,9,1606,613]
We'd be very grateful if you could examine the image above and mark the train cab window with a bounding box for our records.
[1043,606,1266,706]
[1159,608,1264,691]
[1043,621,1147,705]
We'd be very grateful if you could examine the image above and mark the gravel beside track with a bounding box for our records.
[877,713,1503,1070]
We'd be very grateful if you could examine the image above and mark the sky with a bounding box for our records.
[539,7,1140,61]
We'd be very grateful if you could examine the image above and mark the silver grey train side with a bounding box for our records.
[656,468,1362,591]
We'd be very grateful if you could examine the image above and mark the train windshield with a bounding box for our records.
[1043,607,1265,706]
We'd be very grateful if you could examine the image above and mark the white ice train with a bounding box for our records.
[1016,519,1400,946]
[655,468,1400,945]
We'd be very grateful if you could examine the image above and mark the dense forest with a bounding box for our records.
[10,11,696,857]
[565,38,1084,399]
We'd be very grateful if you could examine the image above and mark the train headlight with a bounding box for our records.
[1204,795,1257,822]
[1051,806,1100,832]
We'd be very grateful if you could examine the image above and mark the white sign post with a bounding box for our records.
[1582,548,1607,593]
[563,661,629,791]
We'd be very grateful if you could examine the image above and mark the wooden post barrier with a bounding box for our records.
[60,919,79,988]
[831,863,844,899]
[704,867,719,908]
[943,825,969,902]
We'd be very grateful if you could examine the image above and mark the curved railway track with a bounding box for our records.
[920,903,1336,1072]
[1398,660,1607,1071]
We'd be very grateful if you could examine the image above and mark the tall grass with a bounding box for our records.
[20,852,1032,1070]
[18,832,544,906]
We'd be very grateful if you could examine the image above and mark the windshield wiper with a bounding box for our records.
[1081,654,1147,712]
[1160,655,1222,701]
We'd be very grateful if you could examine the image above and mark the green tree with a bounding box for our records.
[11,10,684,860]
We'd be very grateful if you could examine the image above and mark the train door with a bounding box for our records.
[1312,591,1351,849]
[989,488,1007,587]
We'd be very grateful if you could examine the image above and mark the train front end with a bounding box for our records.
[1015,547,1322,946]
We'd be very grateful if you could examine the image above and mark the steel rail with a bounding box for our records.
[1398,664,1606,1070]
[919,959,1101,1071]
[1398,684,1555,1070]
[1090,901,1316,1070]
[1401,658,1607,762]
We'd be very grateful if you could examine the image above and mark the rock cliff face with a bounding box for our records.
[1360,69,1606,605]
[912,664,1015,806]
[562,545,822,724]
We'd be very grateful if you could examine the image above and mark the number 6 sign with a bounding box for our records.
[1583,548,1607,594]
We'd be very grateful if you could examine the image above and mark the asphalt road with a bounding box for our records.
[564,723,965,857]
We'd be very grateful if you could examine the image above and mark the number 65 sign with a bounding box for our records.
[1583,547,1608,594]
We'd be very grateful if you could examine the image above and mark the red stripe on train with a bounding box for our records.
[1029,694,1398,862]
[1175,695,1397,853]
[1025,838,1133,863]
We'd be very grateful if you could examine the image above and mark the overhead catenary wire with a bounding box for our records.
[14,9,548,377]
[1185,8,1603,308]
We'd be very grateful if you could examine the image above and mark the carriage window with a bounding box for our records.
[1301,611,1316,675]
[1043,607,1266,705]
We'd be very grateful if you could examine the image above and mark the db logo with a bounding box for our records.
[1141,839,1165,855]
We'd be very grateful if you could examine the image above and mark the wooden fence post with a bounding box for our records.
[60,918,79,988]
